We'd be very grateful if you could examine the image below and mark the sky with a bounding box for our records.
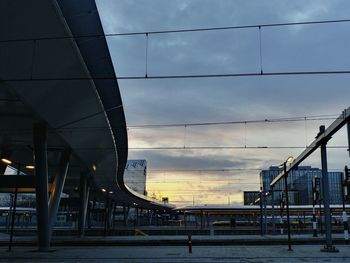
[95,0,350,206]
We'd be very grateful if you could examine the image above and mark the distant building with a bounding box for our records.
[0,166,35,207]
[124,160,147,196]
[243,191,260,205]
[260,166,342,205]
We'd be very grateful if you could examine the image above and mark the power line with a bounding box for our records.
[126,115,337,129]
[148,168,262,172]
[6,145,348,151]
[0,114,337,136]
[2,18,350,43]
[3,70,350,82]
[147,170,343,174]
[128,145,348,150]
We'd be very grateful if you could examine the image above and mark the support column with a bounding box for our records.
[78,173,90,237]
[319,125,338,252]
[341,168,348,241]
[90,198,96,229]
[112,202,116,228]
[33,123,49,251]
[8,187,18,252]
[271,187,275,234]
[123,204,128,226]
[147,210,151,226]
[259,190,263,236]
[104,196,109,236]
[139,208,143,226]
[184,211,187,229]
[284,163,292,251]
[263,193,267,235]
[347,121,350,158]
[155,210,159,226]
[200,210,203,229]
[87,198,92,229]
[48,149,71,241]
[108,200,114,230]
[312,179,318,237]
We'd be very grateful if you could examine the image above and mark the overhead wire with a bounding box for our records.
[0,114,338,135]
[1,19,350,81]
[128,146,348,150]
[3,70,350,82]
[2,18,350,43]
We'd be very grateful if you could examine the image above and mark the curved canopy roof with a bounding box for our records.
[0,0,174,210]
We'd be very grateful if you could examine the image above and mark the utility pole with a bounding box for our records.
[319,125,338,252]
[341,167,349,242]
[260,190,263,236]
[312,178,319,237]
[271,187,275,234]
[284,162,292,251]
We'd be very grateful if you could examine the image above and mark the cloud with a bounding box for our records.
[96,0,350,206]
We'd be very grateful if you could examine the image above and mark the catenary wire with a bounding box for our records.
[2,18,350,43]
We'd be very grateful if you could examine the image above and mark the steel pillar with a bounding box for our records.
[184,211,187,229]
[78,173,90,237]
[48,149,71,241]
[259,191,263,236]
[33,123,49,251]
[87,198,92,229]
[284,163,292,251]
[123,204,127,226]
[341,169,348,241]
[7,194,13,233]
[8,187,18,252]
[139,208,143,226]
[108,200,114,229]
[271,187,275,234]
[104,196,109,236]
[312,180,318,237]
[200,210,203,229]
[263,193,267,235]
[155,210,159,226]
[134,207,138,226]
[347,121,350,158]
[89,198,96,229]
[319,125,338,252]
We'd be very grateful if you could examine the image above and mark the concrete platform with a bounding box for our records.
[0,245,350,262]
[0,233,349,246]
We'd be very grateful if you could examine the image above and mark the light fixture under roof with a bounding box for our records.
[109,191,113,194]
[92,164,97,171]
[1,158,12,165]
[25,165,35,169]
[101,188,106,192]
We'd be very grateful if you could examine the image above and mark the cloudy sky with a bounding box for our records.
[96,0,350,206]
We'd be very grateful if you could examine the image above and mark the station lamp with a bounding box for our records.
[1,158,12,165]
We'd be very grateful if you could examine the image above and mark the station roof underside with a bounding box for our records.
[0,0,173,211]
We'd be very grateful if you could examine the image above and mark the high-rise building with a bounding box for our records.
[124,160,147,196]
[260,166,343,205]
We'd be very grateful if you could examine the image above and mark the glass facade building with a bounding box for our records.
[260,166,343,205]
[124,160,147,196]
